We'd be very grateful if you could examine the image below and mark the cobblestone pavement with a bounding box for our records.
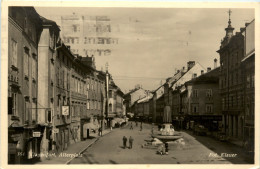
[69,122,254,164]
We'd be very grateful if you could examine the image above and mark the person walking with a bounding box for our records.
[130,122,133,130]
[98,127,102,136]
[129,136,134,149]
[123,136,127,149]
[140,124,142,131]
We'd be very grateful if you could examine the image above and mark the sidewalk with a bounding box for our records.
[36,129,112,164]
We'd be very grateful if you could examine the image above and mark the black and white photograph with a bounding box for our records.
[1,2,259,168]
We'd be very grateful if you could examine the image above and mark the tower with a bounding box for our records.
[225,9,234,39]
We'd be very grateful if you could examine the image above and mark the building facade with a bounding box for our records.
[8,7,43,164]
[217,15,245,140]
[184,67,222,131]
[241,19,255,151]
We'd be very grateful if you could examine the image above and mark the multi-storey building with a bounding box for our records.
[124,86,147,114]
[37,16,60,158]
[184,67,222,131]
[8,7,43,164]
[107,80,124,124]
[217,13,245,140]
[241,19,255,152]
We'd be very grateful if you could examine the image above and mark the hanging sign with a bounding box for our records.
[33,132,41,137]
[62,106,69,116]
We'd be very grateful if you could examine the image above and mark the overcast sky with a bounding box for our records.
[35,7,254,93]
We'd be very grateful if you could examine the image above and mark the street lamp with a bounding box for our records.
[105,62,109,128]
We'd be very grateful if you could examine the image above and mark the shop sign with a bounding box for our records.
[53,128,59,133]
[62,106,69,116]
[33,132,41,137]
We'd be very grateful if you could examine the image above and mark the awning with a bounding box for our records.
[83,122,99,130]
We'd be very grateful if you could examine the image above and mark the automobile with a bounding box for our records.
[193,125,207,136]
[217,132,229,141]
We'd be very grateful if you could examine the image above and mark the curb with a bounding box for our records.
[65,130,113,164]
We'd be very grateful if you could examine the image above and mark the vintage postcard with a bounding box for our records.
[1,1,259,169]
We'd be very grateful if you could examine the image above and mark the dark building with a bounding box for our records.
[217,11,245,140]
[241,19,255,152]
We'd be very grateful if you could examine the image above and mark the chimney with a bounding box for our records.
[214,58,217,69]
[187,61,195,70]
[201,70,204,75]
[193,73,197,79]
[207,67,211,72]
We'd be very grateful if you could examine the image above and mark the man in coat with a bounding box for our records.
[129,136,134,149]
[123,136,127,149]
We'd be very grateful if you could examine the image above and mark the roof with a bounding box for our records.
[185,67,220,85]
[137,94,153,103]
[40,16,60,31]
[171,63,206,90]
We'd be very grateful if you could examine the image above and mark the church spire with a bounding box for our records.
[225,9,234,38]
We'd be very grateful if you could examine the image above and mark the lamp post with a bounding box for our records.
[105,62,109,127]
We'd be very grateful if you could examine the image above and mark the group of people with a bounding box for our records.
[122,136,134,149]
[129,121,143,131]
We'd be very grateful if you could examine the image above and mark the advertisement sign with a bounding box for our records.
[33,132,41,137]
[62,106,69,116]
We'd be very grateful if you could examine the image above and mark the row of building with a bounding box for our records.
[125,14,255,151]
[8,7,125,164]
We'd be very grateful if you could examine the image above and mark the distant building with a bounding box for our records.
[108,81,124,118]
[124,86,147,114]
[55,14,119,70]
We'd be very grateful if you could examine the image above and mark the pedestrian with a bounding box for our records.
[123,136,127,149]
[129,136,134,149]
[136,121,138,127]
[130,122,133,130]
[98,127,102,136]
[165,142,169,155]
[140,124,142,131]
[151,127,154,134]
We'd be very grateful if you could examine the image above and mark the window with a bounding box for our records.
[87,101,90,110]
[206,89,212,97]
[251,74,254,88]
[11,39,17,68]
[192,89,198,98]
[222,98,225,110]
[32,58,36,80]
[24,50,29,77]
[247,75,250,88]
[71,106,75,117]
[109,90,112,98]
[206,104,213,113]
[8,93,17,115]
[109,103,112,113]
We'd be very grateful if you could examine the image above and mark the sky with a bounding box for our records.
[35,7,254,93]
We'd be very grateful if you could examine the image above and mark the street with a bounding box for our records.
[69,122,252,164]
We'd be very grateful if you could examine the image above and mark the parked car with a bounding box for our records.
[217,132,229,142]
[193,125,207,136]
